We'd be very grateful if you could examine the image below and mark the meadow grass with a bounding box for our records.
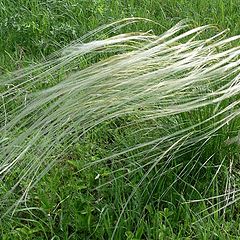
[1,0,240,70]
[1,1,240,240]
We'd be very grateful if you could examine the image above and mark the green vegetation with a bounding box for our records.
[1,0,240,70]
[1,1,240,239]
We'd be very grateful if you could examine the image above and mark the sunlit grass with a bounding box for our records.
[1,1,240,239]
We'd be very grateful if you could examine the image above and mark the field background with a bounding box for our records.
[1,0,240,239]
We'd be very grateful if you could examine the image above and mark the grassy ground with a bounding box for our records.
[1,0,240,239]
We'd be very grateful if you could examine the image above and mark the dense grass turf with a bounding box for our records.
[1,1,240,239]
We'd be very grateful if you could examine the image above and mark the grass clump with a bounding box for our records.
[1,17,240,239]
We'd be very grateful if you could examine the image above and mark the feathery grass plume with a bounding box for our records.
[1,18,240,231]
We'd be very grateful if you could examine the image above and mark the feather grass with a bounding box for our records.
[1,19,240,232]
